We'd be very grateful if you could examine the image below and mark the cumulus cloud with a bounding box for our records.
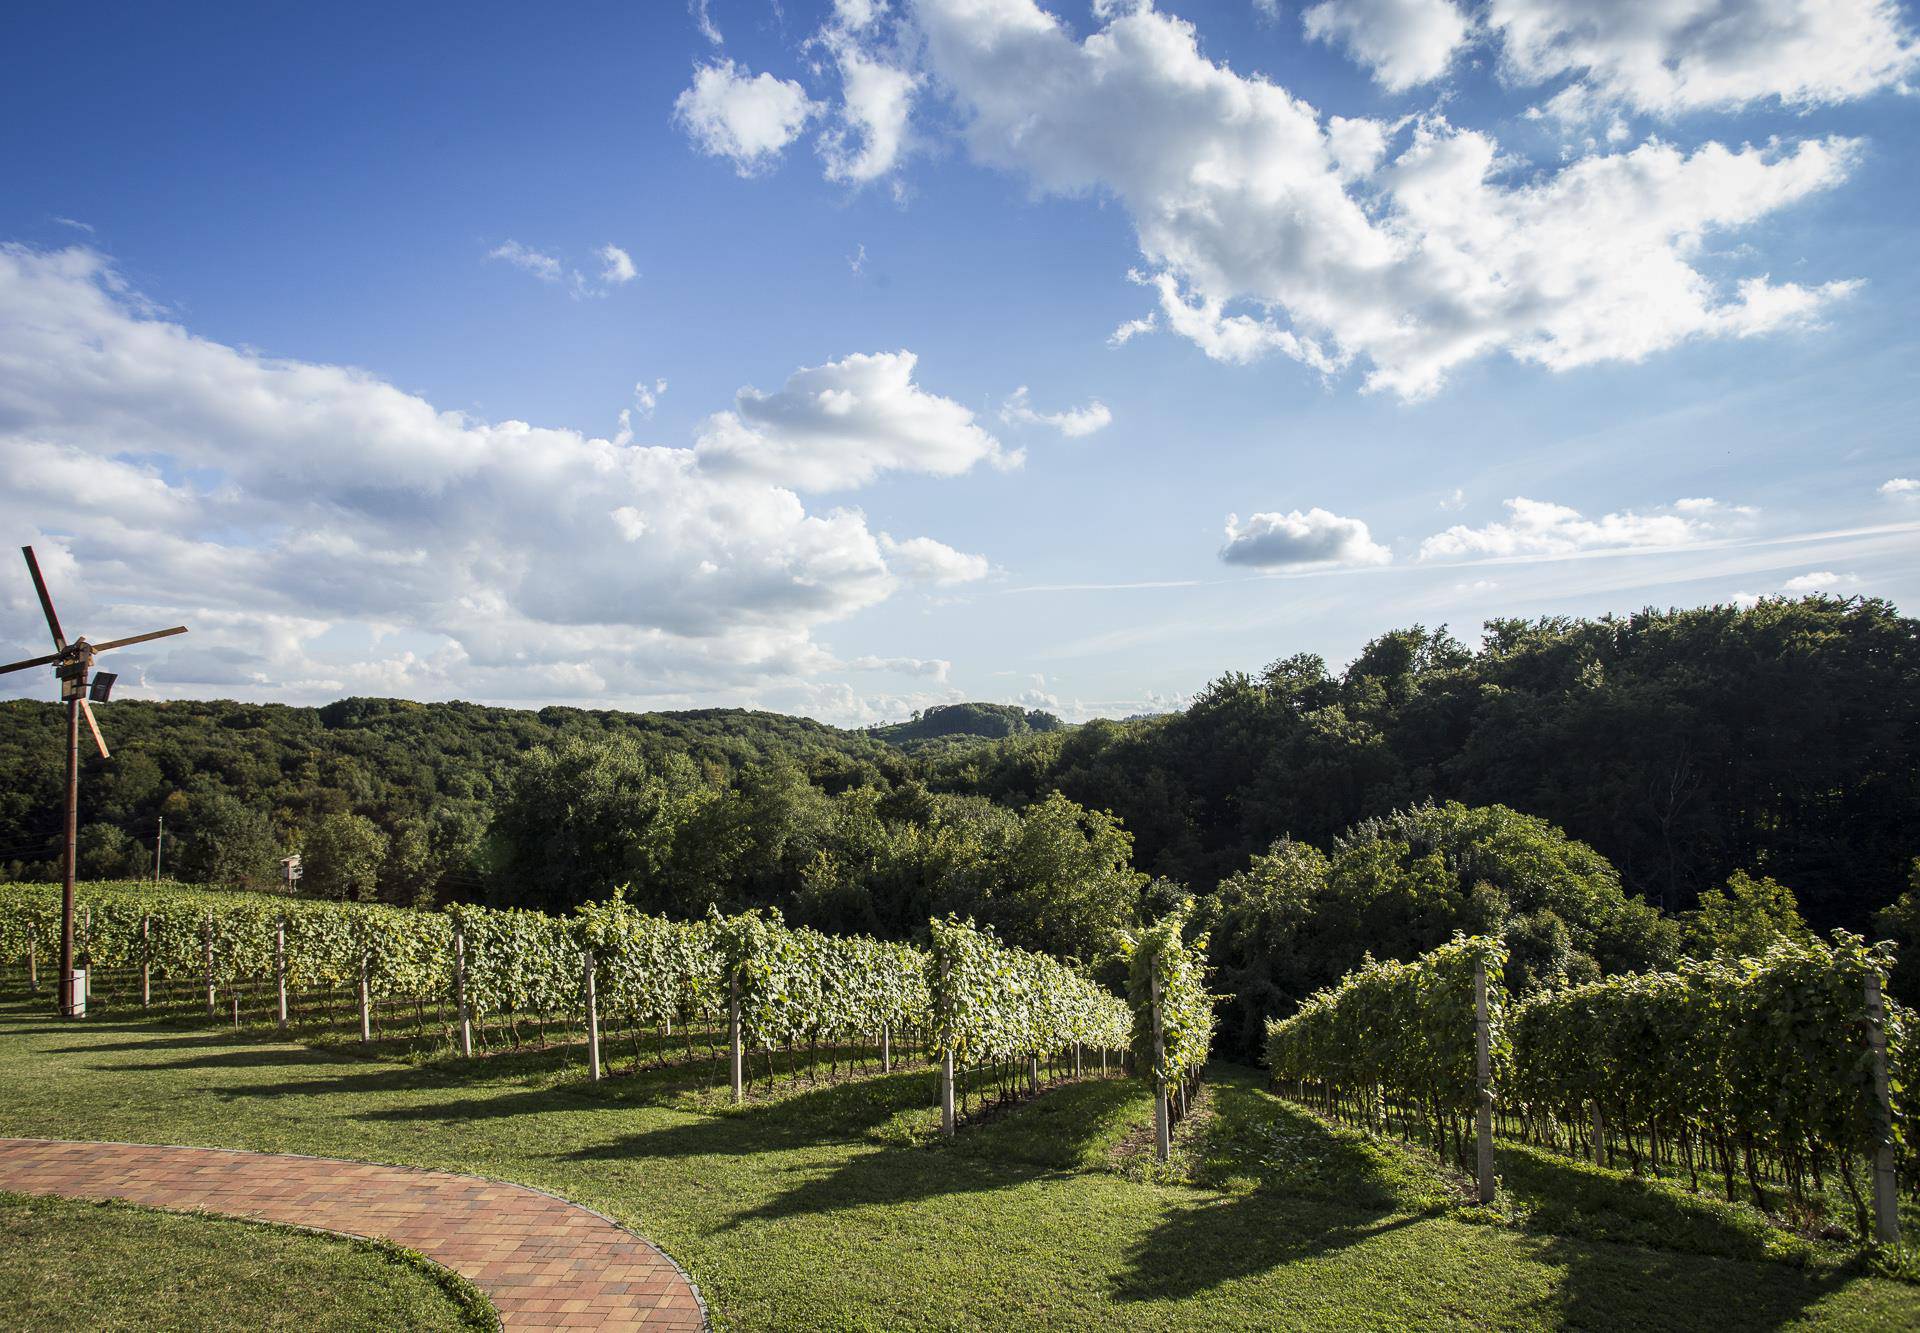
[693,350,1019,490]
[1488,0,1920,118]
[999,386,1113,437]
[1302,0,1472,91]
[908,0,1862,397]
[878,533,991,584]
[597,244,638,284]
[1781,570,1857,592]
[1881,477,1919,497]
[817,6,922,185]
[1220,508,1393,568]
[674,60,818,176]
[0,245,1003,705]
[1418,495,1745,559]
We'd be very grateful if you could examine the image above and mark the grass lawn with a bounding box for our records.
[0,1189,491,1331]
[0,988,1916,1331]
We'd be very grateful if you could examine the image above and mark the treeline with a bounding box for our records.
[921,596,1920,934]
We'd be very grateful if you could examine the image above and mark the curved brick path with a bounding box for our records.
[0,1138,705,1332]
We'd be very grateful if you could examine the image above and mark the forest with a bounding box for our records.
[2,594,1917,1040]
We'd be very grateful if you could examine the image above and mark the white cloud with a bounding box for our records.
[690,0,723,46]
[848,242,868,273]
[878,533,991,585]
[1302,0,1472,91]
[850,653,952,681]
[1439,487,1466,510]
[817,11,921,185]
[999,386,1113,437]
[635,378,668,417]
[598,244,638,284]
[1220,508,1393,568]
[51,216,95,234]
[1108,312,1158,346]
[1418,495,1744,559]
[1781,570,1857,592]
[0,245,1000,705]
[909,0,1863,398]
[694,349,1019,490]
[490,240,636,297]
[1488,0,1920,118]
[1881,477,1919,497]
[487,240,564,284]
[674,60,818,176]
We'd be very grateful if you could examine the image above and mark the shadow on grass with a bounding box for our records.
[1519,1232,1856,1332]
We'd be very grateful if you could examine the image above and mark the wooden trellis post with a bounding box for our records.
[138,915,150,1007]
[881,1022,891,1074]
[203,912,215,1017]
[1866,970,1901,1245]
[1073,1042,1082,1079]
[1027,1053,1039,1094]
[27,934,36,991]
[1473,955,1495,1205]
[1151,970,1170,1163]
[1591,1102,1606,1168]
[453,921,473,1057]
[729,973,743,1105]
[938,958,955,1136]
[357,951,371,1044]
[584,948,602,1083]
[275,917,288,1030]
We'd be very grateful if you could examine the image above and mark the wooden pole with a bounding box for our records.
[728,973,743,1105]
[1591,1102,1606,1168]
[203,912,215,1017]
[1865,971,1901,1245]
[584,948,602,1083]
[139,915,150,1008]
[59,695,78,1019]
[941,1049,956,1136]
[27,934,36,991]
[1151,971,1170,1163]
[881,1022,891,1073]
[1474,956,1496,1205]
[938,956,955,1135]
[275,918,288,1029]
[358,952,371,1044]
[1074,1042,1082,1079]
[1027,1053,1039,1094]
[453,922,473,1057]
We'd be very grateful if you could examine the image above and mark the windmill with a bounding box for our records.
[1,547,187,1018]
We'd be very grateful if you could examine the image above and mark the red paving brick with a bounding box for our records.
[0,1137,706,1331]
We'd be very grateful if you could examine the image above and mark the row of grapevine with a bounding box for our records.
[1264,933,1509,1180]
[927,916,1132,1131]
[1128,907,1215,1160]
[2,884,1141,1127]
[1507,931,1912,1235]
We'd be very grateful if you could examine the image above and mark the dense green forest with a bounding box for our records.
[3,595,1917,1035]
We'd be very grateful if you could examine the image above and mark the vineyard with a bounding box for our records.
[0,881,1167,1130]
[1266,929,1916,1243]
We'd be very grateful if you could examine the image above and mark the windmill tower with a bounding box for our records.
[1,547,187,1017]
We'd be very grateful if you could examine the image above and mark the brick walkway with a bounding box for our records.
[0,1137,705,1331]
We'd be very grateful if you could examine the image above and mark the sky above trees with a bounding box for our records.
[1,0,1915,724]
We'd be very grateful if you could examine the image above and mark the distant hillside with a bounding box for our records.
[868,702,1067,754]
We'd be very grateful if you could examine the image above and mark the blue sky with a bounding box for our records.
[1,0,1916,723]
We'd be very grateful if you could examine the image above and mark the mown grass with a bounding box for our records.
[0,1188,492,1331]
[2,989,1918,1331]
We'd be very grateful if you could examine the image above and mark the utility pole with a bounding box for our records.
[1,546,187,1018]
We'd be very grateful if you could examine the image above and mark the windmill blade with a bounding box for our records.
[0,652,62,676]
[21,547,66,652]
[78,698,110,760]
[91,625,188,654]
